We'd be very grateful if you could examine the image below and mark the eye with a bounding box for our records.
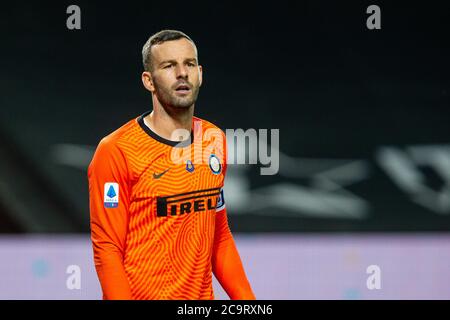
[187,62,196,67]
[163,64,173,69]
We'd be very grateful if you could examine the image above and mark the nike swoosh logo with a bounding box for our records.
[153,168,170,179]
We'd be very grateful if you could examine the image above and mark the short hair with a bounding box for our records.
[142,29,196,72]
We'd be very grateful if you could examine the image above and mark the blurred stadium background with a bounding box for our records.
[0,1,449,299]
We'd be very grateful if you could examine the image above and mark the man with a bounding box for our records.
[88,29,255,300]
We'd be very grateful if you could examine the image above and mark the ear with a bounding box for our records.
[198,65,203,87]
[142,71,155,93]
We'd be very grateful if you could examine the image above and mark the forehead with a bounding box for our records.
[151,38,198,62]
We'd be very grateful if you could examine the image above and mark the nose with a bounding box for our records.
[175,64,188,79]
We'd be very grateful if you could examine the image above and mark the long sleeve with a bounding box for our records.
[211,131,255,300]
[212,199,256,300]
[88,137,132,299]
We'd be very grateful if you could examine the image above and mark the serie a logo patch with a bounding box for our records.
[104,182,119,208]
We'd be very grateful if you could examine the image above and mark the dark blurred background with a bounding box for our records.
[0,0,449,233]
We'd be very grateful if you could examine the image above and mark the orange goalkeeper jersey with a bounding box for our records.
[88,111,251,300]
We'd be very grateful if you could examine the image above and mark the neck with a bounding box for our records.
[144,100,194,142]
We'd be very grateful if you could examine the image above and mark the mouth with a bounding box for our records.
[174,83,191,95]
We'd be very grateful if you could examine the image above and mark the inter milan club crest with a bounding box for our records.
[186,160,195,172]
[208,154,221,175]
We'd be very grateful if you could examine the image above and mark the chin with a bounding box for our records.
[174,104,194,109]
[172,98,195,109]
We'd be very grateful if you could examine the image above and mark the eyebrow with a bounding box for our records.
[158,58,198,66]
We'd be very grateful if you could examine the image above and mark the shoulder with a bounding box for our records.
[88,118,138,172]
[193,116,226,139]
[193,116,228,168]
[99,118,137,147]
[94,115,144,155]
